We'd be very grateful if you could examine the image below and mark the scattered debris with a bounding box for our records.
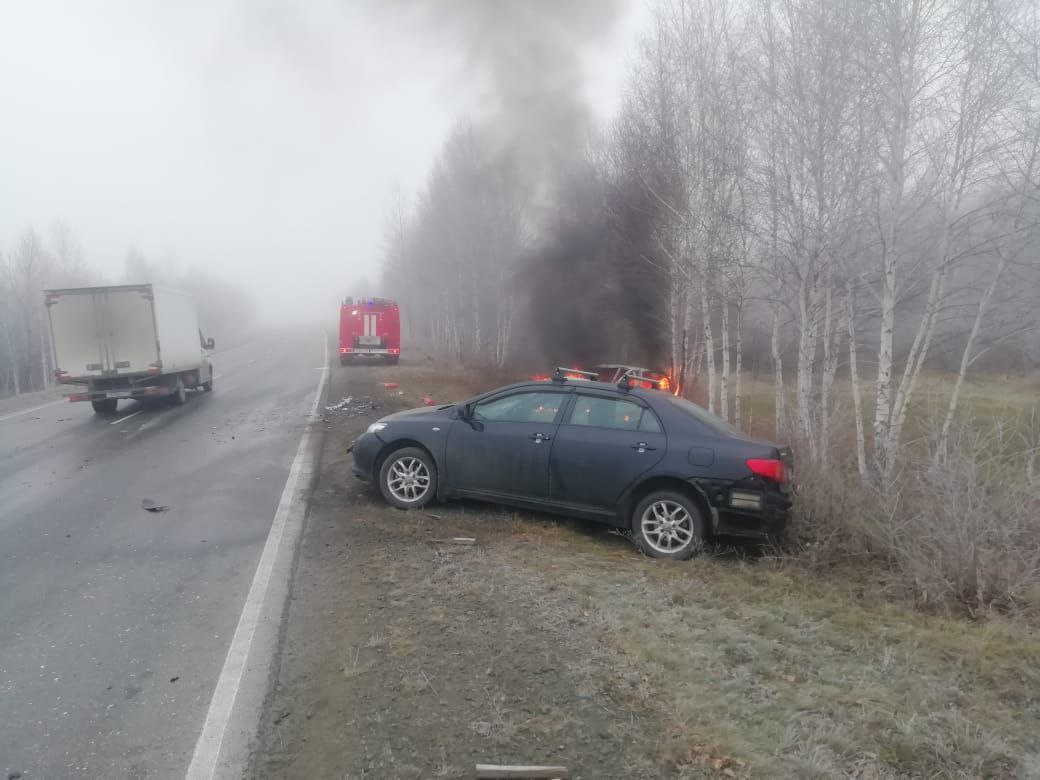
[470,720,493,737]
[273,709,292,725]
[324,396,381,418]
[325,396,354,412]
[381,382,399,389]
[141,499,168,513]
[425,512,443,520]
[475,765,568,779]
[426,537,477,546]
[422,396,435,406]
[169,676,179,683]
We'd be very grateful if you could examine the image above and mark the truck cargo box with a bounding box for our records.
[46,284,203,381]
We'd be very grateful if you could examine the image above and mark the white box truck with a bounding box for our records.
[45,284,215,414]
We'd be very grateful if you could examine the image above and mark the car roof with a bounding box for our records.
[483,379,656,398]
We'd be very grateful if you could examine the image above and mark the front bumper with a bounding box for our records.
[350,431,383,481]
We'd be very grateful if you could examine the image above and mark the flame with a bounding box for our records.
[530,373,551,381]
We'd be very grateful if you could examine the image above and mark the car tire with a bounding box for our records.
[631,490,706,560]
[378,446,437,509]
[91,398,118,415]
[173,379,187,406]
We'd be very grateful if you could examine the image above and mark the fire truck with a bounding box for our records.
[339,297,401,365]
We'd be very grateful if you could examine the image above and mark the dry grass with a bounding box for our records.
[329,360,1040,775]
[495,515,1040,778]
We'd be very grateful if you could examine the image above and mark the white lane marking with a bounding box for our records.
[213,374,224,380]
[186,330,328,780]
[0,398,66,423]
[109,409,143,425]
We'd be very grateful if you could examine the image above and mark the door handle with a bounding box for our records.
[631,442,657,452]
[529,433,552,442]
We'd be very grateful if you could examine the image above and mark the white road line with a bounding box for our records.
[213,374,224,380]
[109,409,143,425]
[186,330,329,780]
[0,398,66,423]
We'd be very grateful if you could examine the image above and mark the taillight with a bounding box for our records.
[68,392,89,402]
[746,458,788,483]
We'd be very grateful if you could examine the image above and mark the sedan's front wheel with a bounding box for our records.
[378,447,437,509]
[632,490,705,560]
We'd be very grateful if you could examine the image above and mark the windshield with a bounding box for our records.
[663,395,742,436]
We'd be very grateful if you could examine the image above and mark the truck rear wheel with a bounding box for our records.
[92,399,118,415]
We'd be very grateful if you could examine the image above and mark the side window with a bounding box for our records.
[473,391,565,424]
[639,409,663,433]
[568,395,645,431]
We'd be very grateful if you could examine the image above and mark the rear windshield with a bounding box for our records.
[663,395,741,436]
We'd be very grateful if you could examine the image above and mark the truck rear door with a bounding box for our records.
[49,292,104,378]
[101,288,159,373]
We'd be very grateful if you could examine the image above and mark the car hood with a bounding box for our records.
[379,405,455,423]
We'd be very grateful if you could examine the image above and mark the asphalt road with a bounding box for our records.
[0,327,326,778]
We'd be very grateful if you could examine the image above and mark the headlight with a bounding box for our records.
[366,421,387,434]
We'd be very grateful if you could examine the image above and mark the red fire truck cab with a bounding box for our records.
[339,297,401,365]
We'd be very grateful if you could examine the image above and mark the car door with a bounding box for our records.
[444,389,569,501]
[549,391,666,512]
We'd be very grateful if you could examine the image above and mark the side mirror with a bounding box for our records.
[206,338,215,350]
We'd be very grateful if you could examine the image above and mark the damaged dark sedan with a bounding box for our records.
[351,368,793,559]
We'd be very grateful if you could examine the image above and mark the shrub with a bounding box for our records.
[787,414,1040,614]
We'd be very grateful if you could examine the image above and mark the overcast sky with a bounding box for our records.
[0,1,649,320]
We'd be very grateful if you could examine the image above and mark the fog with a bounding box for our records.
[0,0,644,321]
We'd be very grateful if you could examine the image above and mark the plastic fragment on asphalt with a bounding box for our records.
[141,498,169,513]
[422,396,435,406]
[382,382,398,389]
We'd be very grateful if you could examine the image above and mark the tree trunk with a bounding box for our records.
[846,283,868,480]
[935,254,1007,464]
[889,234,950,459]
[795,277,818,455]
[700,272,717,414]
[720,298,731,422]
[771,306,785,440]
[734,299,743,430]
[873,240,897,475]
[819,283,839,461]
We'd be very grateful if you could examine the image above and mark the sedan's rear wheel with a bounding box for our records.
[378,447,436,509]
[632,490,705,560]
